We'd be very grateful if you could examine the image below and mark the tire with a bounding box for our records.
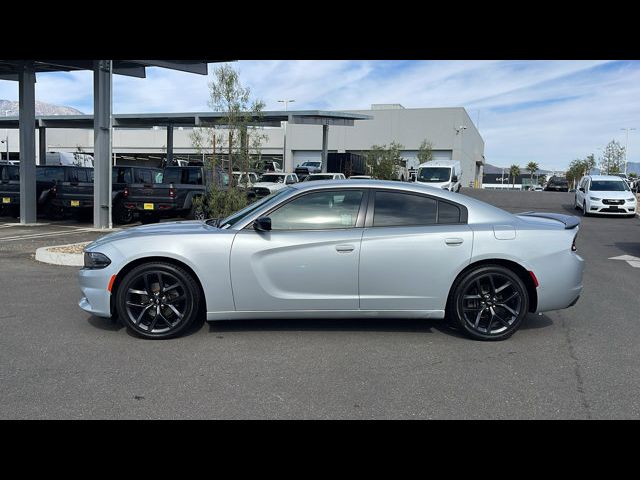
[574,196,580,210]
[582,201,590,217]
[140,213,159,224]
[448,265,529,341]
[113,200,133,224]
[115,262,201,339]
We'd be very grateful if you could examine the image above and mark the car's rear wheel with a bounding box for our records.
[449,265,529,341]
[113,200,133,224]
[116,262,201,339]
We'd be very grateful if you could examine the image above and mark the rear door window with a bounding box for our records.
[113,167,132,184]
[373,191,438,227]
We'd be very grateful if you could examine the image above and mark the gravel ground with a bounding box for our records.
[47,242,90,254]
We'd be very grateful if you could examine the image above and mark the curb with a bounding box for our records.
[35,242,89,266]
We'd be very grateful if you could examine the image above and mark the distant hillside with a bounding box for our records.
[0,99,83,116]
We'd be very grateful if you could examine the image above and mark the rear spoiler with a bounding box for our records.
[518,211,581,229]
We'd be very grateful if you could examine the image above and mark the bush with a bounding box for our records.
[192,185,249,220]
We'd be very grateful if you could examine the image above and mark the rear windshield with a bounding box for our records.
[590,180,629,192]
[305,174,334,181]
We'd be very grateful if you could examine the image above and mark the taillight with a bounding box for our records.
[169,183,176,199]
[50,185,57,196]
[123,187,129,198]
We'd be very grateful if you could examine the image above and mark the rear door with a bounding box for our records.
[359,189,473,311]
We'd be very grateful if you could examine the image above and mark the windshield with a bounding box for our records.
[549,178,568,185]
[215,187,294,228]
[590,180,630,192]
[259,174,285,183]
[301,162,320,167]
[304,174,334,181]
[417,167,452,183]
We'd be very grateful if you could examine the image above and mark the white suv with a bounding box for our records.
[575,175,637,217]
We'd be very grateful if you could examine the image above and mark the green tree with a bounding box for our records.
[190,65,266,219]
[416,139,434,164]
[600,139,625,175]
[526,161,539,189]
[509,164,520,189]
[366,142,405,180]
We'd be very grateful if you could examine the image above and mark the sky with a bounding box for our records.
[1,60,638,171]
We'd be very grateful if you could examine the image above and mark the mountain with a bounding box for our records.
[0,99,83,116]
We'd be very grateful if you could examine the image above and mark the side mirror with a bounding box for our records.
[253,216,272,232]
[579,187,585,192]
[452,175,459,183]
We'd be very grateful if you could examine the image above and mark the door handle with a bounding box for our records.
[335,244,355,253]
[445,238,464,246]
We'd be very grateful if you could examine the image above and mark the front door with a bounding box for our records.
[230,189,366,311]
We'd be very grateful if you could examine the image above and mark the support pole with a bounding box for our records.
[93,60,113,229]
[166,125,174,165]
[18,62,37,224]
[321,124,329,173]
[38,127,46,165]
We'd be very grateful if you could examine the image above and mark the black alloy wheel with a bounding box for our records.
[450,265,529,341]
[116,262,201,339]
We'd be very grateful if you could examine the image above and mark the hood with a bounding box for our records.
[85,220,214,250]
[416,180,451,189]
[588,190,635,199]
[253,181,287,190]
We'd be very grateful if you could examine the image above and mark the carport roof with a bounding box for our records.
[0,111,372,129]
[0,60,219,80]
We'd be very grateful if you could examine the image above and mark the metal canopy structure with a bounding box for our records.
[0,60,221,228]
[0,108,372,223]
[0,110,371,129]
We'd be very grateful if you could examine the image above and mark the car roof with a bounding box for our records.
[587,175,627,181]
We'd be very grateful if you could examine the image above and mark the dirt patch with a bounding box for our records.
[47,242,90,254]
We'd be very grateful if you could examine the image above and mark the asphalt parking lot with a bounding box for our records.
[1,190,639,419]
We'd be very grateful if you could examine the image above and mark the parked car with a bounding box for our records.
[252,172,298,198]
[1,165,94,220]
[544,176,569,192]
[303,173,346,181]
[125,165,229,224]
[79,179,585,341]
[575,175,637,217]
[112,166,163,224]
[294,161,322,180]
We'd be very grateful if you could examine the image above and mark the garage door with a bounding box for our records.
[292,150,321,167]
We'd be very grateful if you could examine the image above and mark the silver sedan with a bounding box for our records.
[79,180,585,341]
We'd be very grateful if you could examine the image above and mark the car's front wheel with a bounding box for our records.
[116,262,201,339]
[449,265,529,341]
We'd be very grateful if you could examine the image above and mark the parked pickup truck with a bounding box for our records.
[1,165,93,219]
[112,165,163,224]
[125,165,229,224]
[294,161,322,180]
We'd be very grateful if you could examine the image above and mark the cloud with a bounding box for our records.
[1,60,639,171]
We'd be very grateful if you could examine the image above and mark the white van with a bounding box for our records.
[415,160,461,192]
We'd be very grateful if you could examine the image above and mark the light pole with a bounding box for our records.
[278,99,295,172]
[621,128,636,174]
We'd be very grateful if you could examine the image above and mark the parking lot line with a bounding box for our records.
[0,228,96,242]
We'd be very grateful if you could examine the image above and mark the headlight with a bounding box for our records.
[626,197,636,202]
[84,251,111,269]
[589,196,601,201]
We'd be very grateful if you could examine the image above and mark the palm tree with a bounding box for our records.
[526,161,539,190]
[509,164,521,190]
